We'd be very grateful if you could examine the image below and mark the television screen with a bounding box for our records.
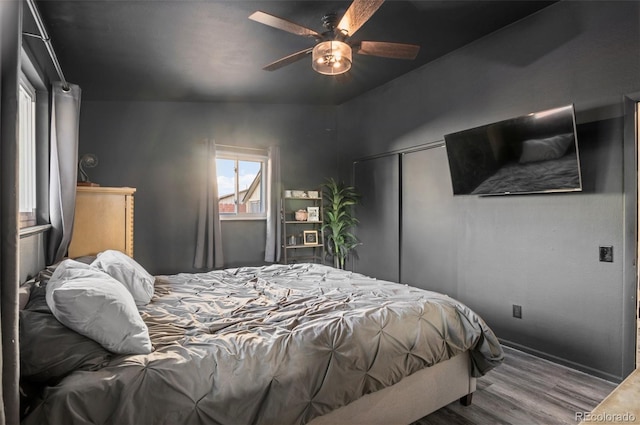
[444,105,582,196]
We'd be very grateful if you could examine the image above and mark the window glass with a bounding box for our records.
[216,158,237,214]
[19,75,37,228]
[238,160,262,214]
[216,150,267,219]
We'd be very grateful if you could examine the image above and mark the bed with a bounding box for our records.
[19,254,503,425]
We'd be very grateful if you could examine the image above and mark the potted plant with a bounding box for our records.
[322,178,360,270]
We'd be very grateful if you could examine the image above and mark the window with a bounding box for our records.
[19,73,37,228]
[216,149,268,219]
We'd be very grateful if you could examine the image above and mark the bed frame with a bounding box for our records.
[309,351,476,425]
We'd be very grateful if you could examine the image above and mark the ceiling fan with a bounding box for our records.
[249,0,420,76]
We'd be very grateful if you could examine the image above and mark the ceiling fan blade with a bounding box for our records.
[355,41,420,59]
[263,48,314,71]
[337,0,385,37]
[249,11,320,39]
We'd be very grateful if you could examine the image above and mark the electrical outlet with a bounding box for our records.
[599,246,613,262]
[512,304,522,319]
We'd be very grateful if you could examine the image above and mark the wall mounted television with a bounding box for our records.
[444,104,582,196]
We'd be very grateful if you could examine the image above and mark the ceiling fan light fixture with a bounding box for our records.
[312,40,352,75]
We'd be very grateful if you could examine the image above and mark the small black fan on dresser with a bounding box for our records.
[77,153,100,187]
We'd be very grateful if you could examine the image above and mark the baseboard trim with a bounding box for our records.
[499,338,622,384]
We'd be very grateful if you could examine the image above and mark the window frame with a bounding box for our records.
[18,71,37,229]
[18,46,49,234]
[216,148,268,221]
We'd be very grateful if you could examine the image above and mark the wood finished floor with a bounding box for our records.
[413,346,618,425]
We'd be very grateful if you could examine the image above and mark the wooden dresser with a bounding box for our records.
[68,186,136,258]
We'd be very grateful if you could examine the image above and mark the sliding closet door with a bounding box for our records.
[401,146,457,294]
[353,155,400,282]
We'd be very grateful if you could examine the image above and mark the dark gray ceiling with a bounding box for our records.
[26,1,555,105]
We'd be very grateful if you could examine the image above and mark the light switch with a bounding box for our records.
[599,246,613,262]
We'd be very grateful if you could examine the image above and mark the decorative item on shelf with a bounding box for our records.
[77,153,100,187]
[303,230,318,245]
[284,190,293,198]
[287,234,297,246]
[291,190,307,198]
[307,206,320,222]
[307,190,319,198]
[295,209,308,221]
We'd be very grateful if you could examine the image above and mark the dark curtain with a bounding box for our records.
[0,1,23,424]
[194,139,223,269]
[47,82,81,264]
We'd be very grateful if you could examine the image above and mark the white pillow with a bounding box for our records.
[46,259,153,355]
[519,133,574,163]
[91,250,155,306]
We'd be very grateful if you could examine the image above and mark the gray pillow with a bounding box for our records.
[20,309,112,383]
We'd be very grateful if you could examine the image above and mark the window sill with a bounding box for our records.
[220,216,267,222]
[19,224,52,239]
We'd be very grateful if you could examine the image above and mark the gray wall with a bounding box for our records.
[337,1,639,381]
[353,155,401,282]
[78,101,339,274]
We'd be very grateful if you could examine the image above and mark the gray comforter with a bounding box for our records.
[23,263,503,425]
